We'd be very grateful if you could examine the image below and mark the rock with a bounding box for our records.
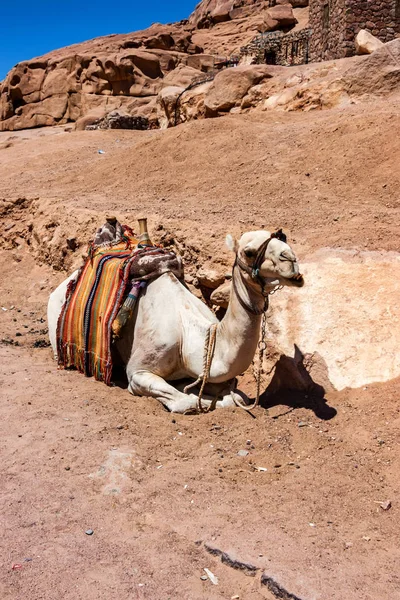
[85,110,149,130]
[205,65,274,113]
[210,283,231,308]
[237,449,249,457]
[197,267,225,289]
[156,86,185,129]
[189,0,235,27]
[75,108,107,131]
[355,29,384,55]
[85,529,94,535]
[211,0,233,23]
[162,64,204,89]
[204,568,218,585]
[380,500,392,511]
[262,4,298,32]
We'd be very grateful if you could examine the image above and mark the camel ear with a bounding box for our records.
[226,234,238,253]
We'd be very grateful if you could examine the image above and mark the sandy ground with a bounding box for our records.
[1,98,400,599]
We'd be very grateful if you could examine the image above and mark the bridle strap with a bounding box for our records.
[232,264,268,315]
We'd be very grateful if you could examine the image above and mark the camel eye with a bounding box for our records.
[244,248,256,258]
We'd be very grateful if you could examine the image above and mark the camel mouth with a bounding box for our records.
[289,273,304,287]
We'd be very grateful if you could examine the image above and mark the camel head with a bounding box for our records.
[226,229,304,289]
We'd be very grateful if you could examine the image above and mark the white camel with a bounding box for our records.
[48,230,304,413]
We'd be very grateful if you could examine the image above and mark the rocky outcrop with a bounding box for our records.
[204,64,275,113]
[0,1,311,131]
[0,25,205,131]
[189,0,307,29]
[157,39,400,125]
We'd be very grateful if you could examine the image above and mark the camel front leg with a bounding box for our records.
[128,370,211,413]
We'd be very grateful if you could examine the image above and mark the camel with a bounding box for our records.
[48,229,304,413]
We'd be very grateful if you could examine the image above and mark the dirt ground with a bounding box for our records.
[1,97,400,599]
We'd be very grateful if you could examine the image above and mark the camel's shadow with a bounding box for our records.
[248,344,337,420]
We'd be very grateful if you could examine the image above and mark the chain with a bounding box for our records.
[232,294,269,412]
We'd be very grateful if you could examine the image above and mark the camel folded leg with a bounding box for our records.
[128,371,238,413]
[128,370,212,413]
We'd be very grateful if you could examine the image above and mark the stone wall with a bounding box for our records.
[240,29,312,66]
[310,0,400,61]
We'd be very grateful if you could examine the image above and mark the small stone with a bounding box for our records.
[298,421,307,427]
[200,575,208,580]
[274,464,282,468]
[246,440,251,445]
[85,529,94,536]
[380,500,391,511]
[64,466,70,471]
[237,450,249,457]
[344,542,353,549]
[116,425,124,430]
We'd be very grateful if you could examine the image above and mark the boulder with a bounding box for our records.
[196,267,225,289]
[263,4,298,31]
[189,0,235,27]
[211,0,233,23]
[204,65,274,113]
[75,107,108,131]
[355,29,384,55]
[156,86,184,129]
[162,64,204,89]
[210,283,231,308]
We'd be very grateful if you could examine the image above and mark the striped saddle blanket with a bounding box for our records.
[56,225,182,385]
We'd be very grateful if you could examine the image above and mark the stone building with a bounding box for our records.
[309,0,400,61]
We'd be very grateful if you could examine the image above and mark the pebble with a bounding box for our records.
[64,466,70,471]
[200,575,208,580]
[298,421,307,427]
[237,450,249,457]
[85,529,94,536]
[380,500,391,511]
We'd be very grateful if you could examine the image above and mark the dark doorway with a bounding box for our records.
[264,49,277,65]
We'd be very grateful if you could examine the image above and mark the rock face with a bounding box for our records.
[189,0,307,28]
[0,1,312,131]
[261,248,400,394]
[0,25,205,131]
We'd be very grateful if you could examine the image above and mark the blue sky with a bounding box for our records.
[0,1,197,80]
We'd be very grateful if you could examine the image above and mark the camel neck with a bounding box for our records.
[214,266,265,379]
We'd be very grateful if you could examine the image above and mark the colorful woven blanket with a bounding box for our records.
[56,228,140,385]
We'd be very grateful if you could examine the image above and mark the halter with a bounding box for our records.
[233,229,286,314]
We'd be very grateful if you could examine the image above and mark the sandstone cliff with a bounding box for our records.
[0,1,307,131]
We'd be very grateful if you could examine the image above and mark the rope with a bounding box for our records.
[183,323,218,413]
